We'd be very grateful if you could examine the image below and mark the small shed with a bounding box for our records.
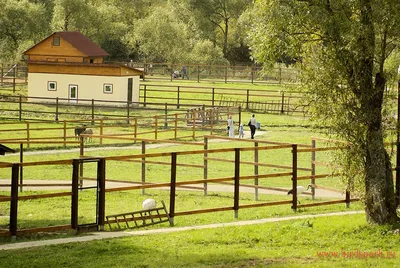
[0,144,15,155]
[23,31,143,105]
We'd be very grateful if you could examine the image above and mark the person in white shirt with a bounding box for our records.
[227,115,235,137]
[249,114,257,139]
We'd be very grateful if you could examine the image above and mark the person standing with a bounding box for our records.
[249,114,257,139]
[238,123,244,138]
[227,115,235,137]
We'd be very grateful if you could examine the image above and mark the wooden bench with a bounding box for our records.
[105,200,172,231]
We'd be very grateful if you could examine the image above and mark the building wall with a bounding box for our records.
[28,73,140,105]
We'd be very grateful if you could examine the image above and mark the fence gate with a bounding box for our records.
[71,158,106,232]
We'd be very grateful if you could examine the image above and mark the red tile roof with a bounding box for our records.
[57,31,109,57]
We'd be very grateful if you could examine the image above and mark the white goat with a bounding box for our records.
[142,198,157,210]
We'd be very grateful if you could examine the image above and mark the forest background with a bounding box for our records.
[0,0,265,66]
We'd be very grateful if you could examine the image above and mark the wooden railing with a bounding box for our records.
[0,137,364,238]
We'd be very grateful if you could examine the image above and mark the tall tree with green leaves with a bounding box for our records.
[0,0,48,62]
[246,0,400,224]
[187,0,252,59]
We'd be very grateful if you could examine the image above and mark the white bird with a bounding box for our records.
[287,184,312,196]
[142,198,157,210]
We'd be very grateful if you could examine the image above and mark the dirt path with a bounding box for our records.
[0,210,364,251]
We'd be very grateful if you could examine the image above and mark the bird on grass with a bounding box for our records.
[142,198,157,210]
[287,184,313,196]
[287,185,313,204]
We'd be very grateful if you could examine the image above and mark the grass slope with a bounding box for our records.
[0,213,399,267]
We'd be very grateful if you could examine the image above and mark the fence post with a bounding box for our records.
[204,137,208,196]
[19,95,22,121]
[225,66,228,83]
[251,67,254,84]
[281,92,285,114]
[345,190,351,208]
[169,152,177,226]
[91,99,95,125]
[10,163,19,238]
[210,109,214,135]
[63,120,67,147]
[174,113,178,140]
[13,67,16,93]
[71,159,79,231]
[154,115,158,140]
[164,103,168,129]
[79,137,84,187]
[311,139,316,200]
[197,65,200,82]
[55,97,59,121]
[26,122,30,149]
[100,119,103,145]
[238,106,242,126]
[254,142,259,201]
[134,118,137,142]
[143,85,147,107]
[192,110,196,139]
[19,144,23,192]
[0,67,3,86]
[141,141,146,195]
[97,158,106,231]
[234,148,240,219]
[292,144,298,211]
[126,101,130,124]
[212,88,215,107]
[246,90,250,110]
[24,67,27,83]
[177,86,180,109]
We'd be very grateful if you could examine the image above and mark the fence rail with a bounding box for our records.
[0,136,370,237]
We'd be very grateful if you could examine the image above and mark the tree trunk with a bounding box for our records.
[360,0,398,224]
[364,122,398,224]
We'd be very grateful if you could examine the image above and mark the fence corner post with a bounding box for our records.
[169,152,177,226]
[10,163,20,239]
[292,144,298,211]
[234,148,240,219]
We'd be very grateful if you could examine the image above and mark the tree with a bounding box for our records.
[125,4,192,63]
[0,0,48,62]
[246,0,400,224]
[187,0,252,59]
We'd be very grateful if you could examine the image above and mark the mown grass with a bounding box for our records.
[1,213,399,267]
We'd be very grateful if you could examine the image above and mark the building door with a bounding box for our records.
[69,84,78,103]
[127,78,133,104]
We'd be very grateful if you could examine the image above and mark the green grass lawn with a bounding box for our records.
[0,213,399,267]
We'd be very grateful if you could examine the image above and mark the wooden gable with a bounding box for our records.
[24,31,109,63]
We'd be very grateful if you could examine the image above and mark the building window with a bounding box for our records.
[53,36,60,46]
[48,81,57,91]
[103,84,113,94]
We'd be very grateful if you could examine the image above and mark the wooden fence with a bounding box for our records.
[140,84,307,115]
[0,64,27,91]
[132,62,299,84]
[0,107,240,149]
[0,136,365,238]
